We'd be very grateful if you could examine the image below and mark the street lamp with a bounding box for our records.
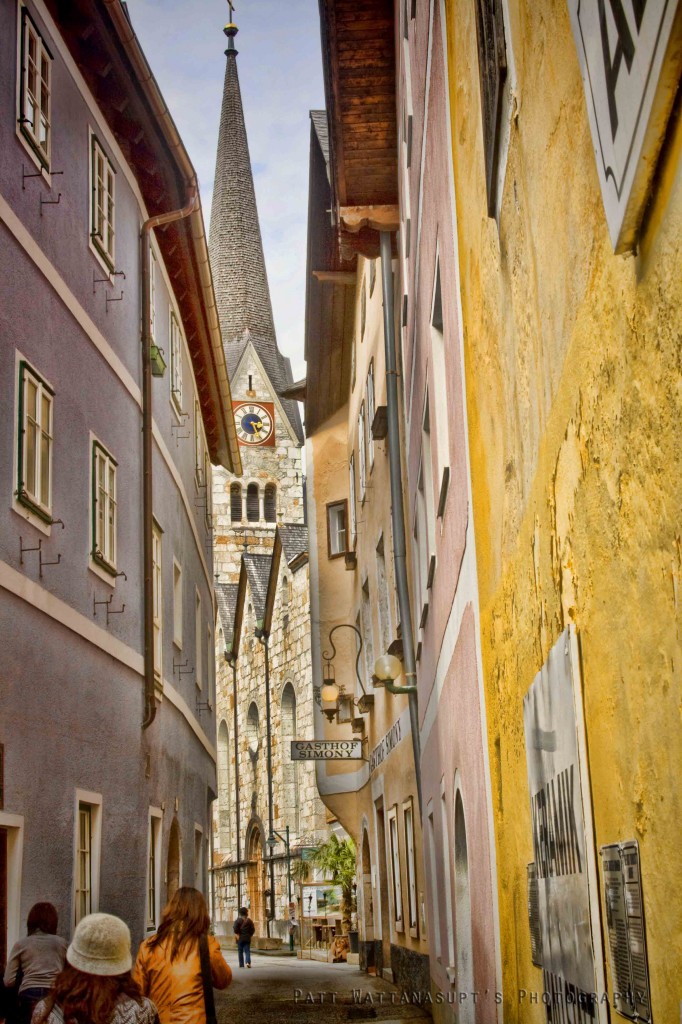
[266,826,294,951]
[321,623,369,721]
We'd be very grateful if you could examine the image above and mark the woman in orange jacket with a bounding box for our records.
[134,888,231,1024]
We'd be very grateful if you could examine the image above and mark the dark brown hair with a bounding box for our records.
[27,903,58,935]
[147,886,210,962]
[35,965,142,1024]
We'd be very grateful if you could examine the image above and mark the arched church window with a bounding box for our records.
[246,483,259,522]
[264,483,277,523]
[217,721,231,849]
[247,702,260,757]
[230,483,242,523]
[280,683,299,832]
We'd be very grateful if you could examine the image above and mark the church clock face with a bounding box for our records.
[233,402,275,446]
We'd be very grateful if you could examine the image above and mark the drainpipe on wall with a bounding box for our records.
[379,230,422,816]
[141,188,198,730]
[226,650,242,909]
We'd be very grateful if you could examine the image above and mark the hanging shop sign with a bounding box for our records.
[600,840,652,1023]
[567,0,682,252]
[523,625,608,1022]
[290,740,363,760]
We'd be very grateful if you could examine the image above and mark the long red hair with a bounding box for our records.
[147,886,210,961]
[35,965,142,1024]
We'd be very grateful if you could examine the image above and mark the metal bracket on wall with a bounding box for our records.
[19,535,62,578]
[93,269,126,294]
[195,698,212,715]
[105,291,124,313]
[22,163,63,190]
[39,192,61,215]
[93,594,125,624]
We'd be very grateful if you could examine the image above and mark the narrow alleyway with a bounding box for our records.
[215,948,432,1024]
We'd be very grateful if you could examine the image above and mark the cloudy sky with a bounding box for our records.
[126,0,325,378]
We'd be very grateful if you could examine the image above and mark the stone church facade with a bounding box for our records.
[206,18,330,941]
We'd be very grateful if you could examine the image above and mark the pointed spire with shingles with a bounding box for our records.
[209,20,304,443]
[209,22,276,347]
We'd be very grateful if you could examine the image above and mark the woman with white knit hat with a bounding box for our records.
[33,913,159,1024]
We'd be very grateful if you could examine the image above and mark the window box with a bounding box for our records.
[150,345,167,378]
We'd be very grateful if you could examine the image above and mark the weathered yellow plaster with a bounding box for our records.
[445,0,682,1019]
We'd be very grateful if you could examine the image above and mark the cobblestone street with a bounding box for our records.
[215,948,432,1024]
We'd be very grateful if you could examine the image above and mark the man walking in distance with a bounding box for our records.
[233,908,255,968]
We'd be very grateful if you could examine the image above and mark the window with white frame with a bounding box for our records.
[358,404,366,501]
[169,313,183,411]
[17,360,53,520]
[152,523,163,678]
[195,590,202,690]
[430,263,450,516]
[19,8,52,168]
[74,794,101,927]
[376,534,391,652]
[427,808,441,958]
[149,251,157,344]
[194,401,206,487]
[349,453,357,548]
[146,810,162,931]
[173,560,183,648]
[361,579,374,692]
[388,806,403,926]
[204,449,212,530]
[404,799,418,933]
[326,501,347,558]
[75,804,92,924]
[90,135,115,269]
[194,827,204,893]
[91,442,117,573]
[206,623,213,706]
[367,362,375,469]
[421,397,437,588]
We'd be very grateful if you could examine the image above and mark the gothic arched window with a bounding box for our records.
[264,483,277,523]
[230,483,242,523]
[280,683,299,831]
[246,483,259,522]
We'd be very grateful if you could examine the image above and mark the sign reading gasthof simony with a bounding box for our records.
[290,740,363,761]
[567,0,682,252]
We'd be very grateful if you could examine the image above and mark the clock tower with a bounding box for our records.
[208,17,305,583]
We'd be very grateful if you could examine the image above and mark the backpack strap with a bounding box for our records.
[198,934,217,1024]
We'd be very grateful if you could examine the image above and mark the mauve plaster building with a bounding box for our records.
[0,0,240,958]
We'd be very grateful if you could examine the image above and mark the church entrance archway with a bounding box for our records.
[167,817,181,903]
[246,823,265,936]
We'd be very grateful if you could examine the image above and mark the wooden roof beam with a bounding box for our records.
[339,204,400,233]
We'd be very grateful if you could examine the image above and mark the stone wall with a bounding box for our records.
[212,546,331,937]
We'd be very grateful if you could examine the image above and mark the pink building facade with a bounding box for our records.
[398,4,501,1018]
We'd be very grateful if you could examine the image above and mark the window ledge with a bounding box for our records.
[12,497,52,537]
[89,557,116,588]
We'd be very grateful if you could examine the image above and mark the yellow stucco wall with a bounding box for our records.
[445,1,681,1020]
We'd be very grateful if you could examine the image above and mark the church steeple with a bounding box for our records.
[208,8,303,443]
[209,10,277,349]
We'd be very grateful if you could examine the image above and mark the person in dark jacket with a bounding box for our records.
[232,910,255,969]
